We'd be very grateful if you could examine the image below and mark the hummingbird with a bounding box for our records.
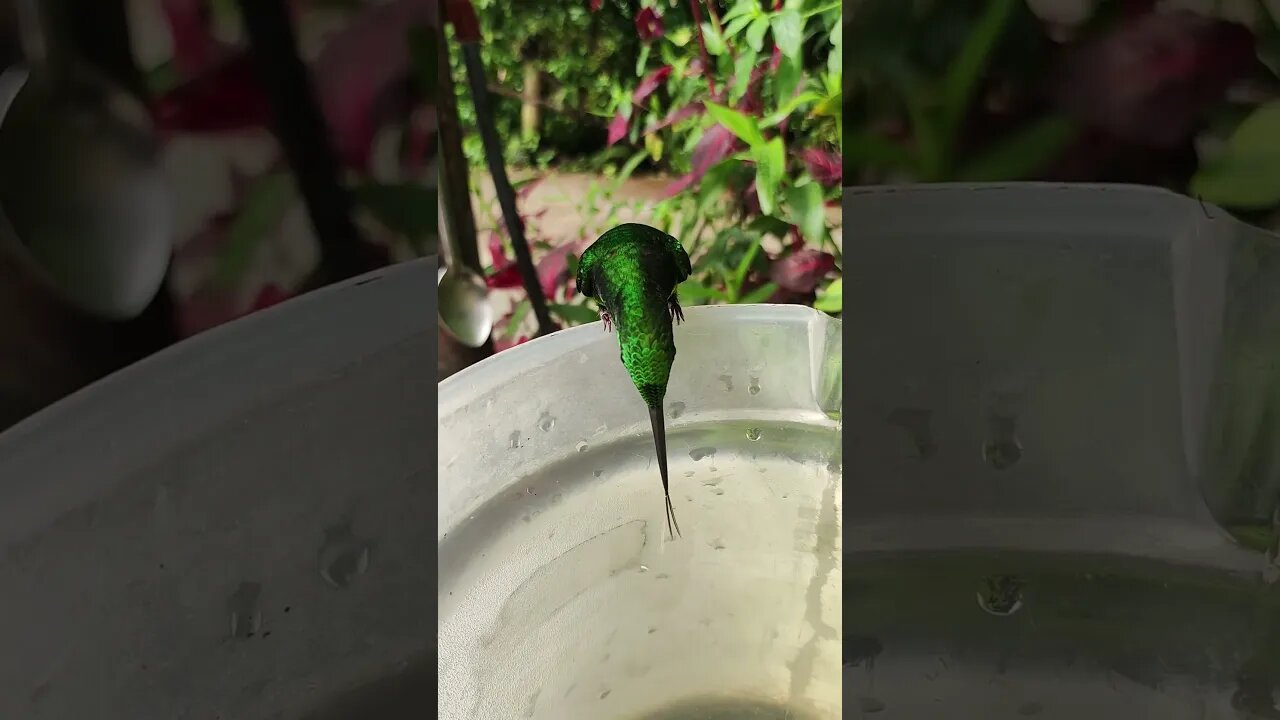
[576,223,692,539]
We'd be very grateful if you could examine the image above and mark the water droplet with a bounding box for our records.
[712,538,726,551]
[578,353,589,364]
[552,493,563,504]
[683,470,695,478]
[599,689,611,700]
[592,469,603,478]
[718,375,734,392]
[976,574,1023,616]
[508,431,521,449]
[639,565,649,573]
[711,487,725,496]
[689,446,717,461]
[746,428,762,441]
[656,573,669,580]
[318,526,371,589]
[538,413,556,432]
[748,377,761,395]
[982,438,1022,469]
[576,441,589,453]
[668,401,686,419]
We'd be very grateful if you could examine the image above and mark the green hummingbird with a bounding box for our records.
[576,223,693,539]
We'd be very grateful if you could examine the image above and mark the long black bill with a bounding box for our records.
[649,405,681,539]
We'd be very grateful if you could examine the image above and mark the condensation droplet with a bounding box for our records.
[639,565,649,573]
[538,413,556,432]
[668,401,686,419]
[576,441,589,453]
[746,428,762,441]
[508,431,521,449]
[592,469,603,478]
[689,447,717,461]
[748,377,761,395]
[718,374,734,392]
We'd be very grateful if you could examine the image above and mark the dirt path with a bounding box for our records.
[467,170,843,265]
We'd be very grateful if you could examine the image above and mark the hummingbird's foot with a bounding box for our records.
[599,309,613,332]
[668,297,685,325]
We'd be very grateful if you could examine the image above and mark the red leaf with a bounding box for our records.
[537,245,575,300]
[798,148,842,187]
[152,55,274,133]
[635,7,665,43]
[1053,10,1255,148]
[313,0,436,170]
[606,111,630,146]
[589,0,603,10]
[161,0,223,75]
[770,249,836,294]
[662,124,739,196]
[643,102,703,135]
[632,65,673,105]
[486,265,523,289]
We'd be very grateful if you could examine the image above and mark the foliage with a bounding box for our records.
[474,0,843,347]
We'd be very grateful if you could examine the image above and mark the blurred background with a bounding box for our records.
[847,0,1279,212]
[437,0,843,377]
[0,0,436,430]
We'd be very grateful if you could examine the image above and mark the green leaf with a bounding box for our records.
[353,182,438,254]
[940,0,1017,145]
[216,172,296,286]
[722,0,759,24]
[746,16,770,52]
[678,278,729,305]
[785,182,825,246]
[740,281,779,304]
[813,277,841,314]
[548,302,600,326]
[705,102,766,148]
[752,137,786,216]
[761,90,820,128]
[731,51,757,104]
[504,300,531,338]
[723,13,755,39]
[667,26,692,47]
[732,241,763,295]
[775,53,802,103]
[702,22,727,56]
[770,8,804,59]
[1190,101,1280,209]
[635,44,651,77]
[954,115,1078,182]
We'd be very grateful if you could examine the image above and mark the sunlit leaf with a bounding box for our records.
[813,277,841,314]
[705,102,765,148]
[1191,101,1280,209]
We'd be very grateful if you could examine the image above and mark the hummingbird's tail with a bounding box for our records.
[649,404,681,539]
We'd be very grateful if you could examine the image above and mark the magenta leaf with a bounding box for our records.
[643,102,704,135]
[770,249,836,294]
[160,0,222,76]
[312,0,436,170]
[537,244,576,300]
[633,65,673,105]
[606,111,630,146]
[798,148,842,187]
[636,7,665,43]
[662,124,740,196]
[1053,10,1255,148]
[152,54,274,133]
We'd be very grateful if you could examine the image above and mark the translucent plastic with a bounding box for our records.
[847,184,1280,717]
[438,304,842,719]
